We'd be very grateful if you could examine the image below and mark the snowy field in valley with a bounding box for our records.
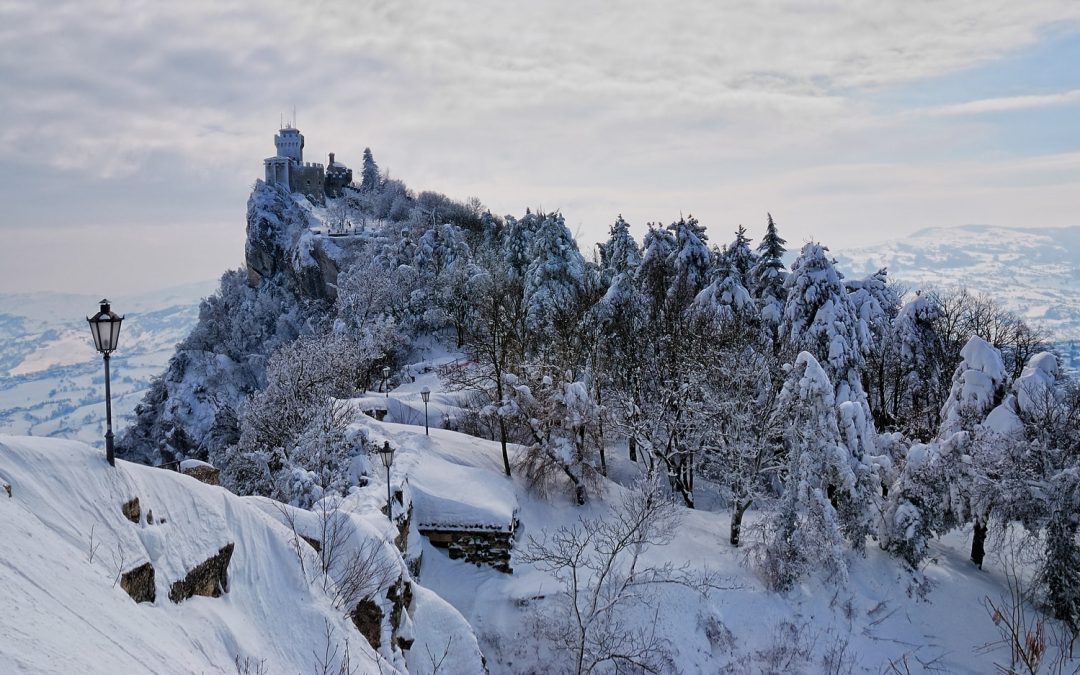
[0,281,215,445]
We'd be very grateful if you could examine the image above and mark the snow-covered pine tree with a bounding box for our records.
[749,213,788,327]
[665,215,712,313]
[719,224,756,285]
[637,223,677,324]
[889,292,945,440]
[523,212,587,347]
[690,272,758,344]
[939,336,1010,438]
[779,243,881,534]
[846,269,900,427]
[762,351,853,589]
[779,242,871,408]
[597,214,642,286]
[938,335,1010,567]
[360,147,380,192]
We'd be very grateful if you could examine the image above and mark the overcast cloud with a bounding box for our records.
[1,0,1078,293]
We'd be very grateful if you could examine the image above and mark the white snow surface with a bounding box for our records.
[347,407,1064,674]
[4,360,1076,673]
[0,435,484,675]
[411,458,518,531]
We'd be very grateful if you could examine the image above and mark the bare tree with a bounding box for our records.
[978,536,1080,675]
[521,474,730,674]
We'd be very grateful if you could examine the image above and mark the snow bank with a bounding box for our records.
[0,436,399,674]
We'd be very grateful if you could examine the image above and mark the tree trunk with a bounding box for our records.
[730,499,751,547]
[971,517,988,569]
[498,417,511,477]
[596,417,607,477]
[628,436,637,462]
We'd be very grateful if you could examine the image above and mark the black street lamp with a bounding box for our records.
[382,366,391,397]
[87,300,124,467]
[378,441,395,520]
[420,386,431,435]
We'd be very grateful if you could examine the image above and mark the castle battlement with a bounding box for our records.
[263,125,353,205]
[264,125,325,203]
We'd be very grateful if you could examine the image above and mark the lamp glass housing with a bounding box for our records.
[378,442,395,468]
[420,386,431,403]
[87,300,123,354]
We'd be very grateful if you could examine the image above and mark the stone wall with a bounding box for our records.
[418,527,514,574]
[290,163,325,204]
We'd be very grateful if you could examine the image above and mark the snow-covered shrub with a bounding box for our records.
[511,372,604,505]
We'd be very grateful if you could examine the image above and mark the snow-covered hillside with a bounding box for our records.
[0,434,484,674]
[833,224,1080,346]
[346,393,1067,674]
[0,281,214,444]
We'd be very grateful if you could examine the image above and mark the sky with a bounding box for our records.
[1,1,1078,295]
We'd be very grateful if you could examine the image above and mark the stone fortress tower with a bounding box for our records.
[263,121,354,204]
[264,123,326,204]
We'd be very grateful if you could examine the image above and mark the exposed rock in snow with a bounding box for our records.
[0,435,484,674]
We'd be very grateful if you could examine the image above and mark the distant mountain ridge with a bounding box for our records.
[832,224,1080,342]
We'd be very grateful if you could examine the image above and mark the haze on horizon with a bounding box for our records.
[1,1,1078,295]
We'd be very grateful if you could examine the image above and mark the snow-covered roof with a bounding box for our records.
[410,459,518,532]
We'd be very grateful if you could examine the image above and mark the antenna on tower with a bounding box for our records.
[293,105,297,128]
[280,112,283,129]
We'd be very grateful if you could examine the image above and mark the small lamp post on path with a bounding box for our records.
[378,441,395,521]
[86,300,124,467]
[382,366,391,398]
[420,386,431,435]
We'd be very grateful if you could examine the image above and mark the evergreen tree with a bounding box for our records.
[360,147,380,192]
[665,215,711,313]
[749,213,788,309]
[721,224,756,285]
[762,352,852,589]
[597,215,642,285]
[780,242,872,412]
[637,224,677,324]
[523,212,587,345]
[889,292,945,439]
[846,269,901,427]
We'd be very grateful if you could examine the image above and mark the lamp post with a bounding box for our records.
[382,366,391,397]
[378,441,395,521]
[420,386,431,435]
[86,300,124,467]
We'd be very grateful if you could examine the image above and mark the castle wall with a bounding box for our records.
[289,163,325,204]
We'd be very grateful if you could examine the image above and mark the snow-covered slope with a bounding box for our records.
[0,281,214,444]
[0,435,483,674]
[350,408,1064,674]
[832,224,1080,343]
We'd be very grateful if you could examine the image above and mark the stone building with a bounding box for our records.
[324,152,353,198]
[263,125,326,204]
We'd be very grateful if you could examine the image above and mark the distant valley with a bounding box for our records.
[0,280,217,446]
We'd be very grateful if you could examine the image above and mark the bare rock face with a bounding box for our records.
[168,543,234,604]
[121,497,141,524]
[351,598,383,648]
[245,181,338,302]
[120,562,156,604]
[388,578,414,651]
